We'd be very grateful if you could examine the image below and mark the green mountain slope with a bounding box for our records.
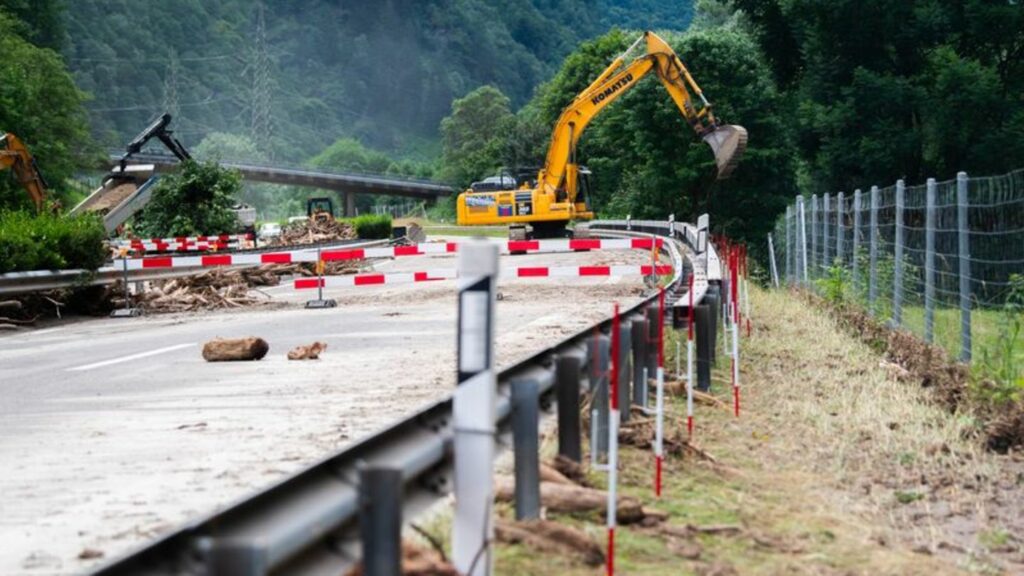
[64,1,692,161]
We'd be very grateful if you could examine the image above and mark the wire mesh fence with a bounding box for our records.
[773,169,1024,368]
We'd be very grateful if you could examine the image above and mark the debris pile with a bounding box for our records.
[272,214,356,246]
[126,268,281,312]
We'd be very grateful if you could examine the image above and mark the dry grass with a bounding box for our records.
[413,285,1023,574]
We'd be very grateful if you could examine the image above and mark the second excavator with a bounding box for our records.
[456,31,747,239]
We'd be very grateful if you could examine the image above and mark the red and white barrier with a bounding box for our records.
[293,265,674,289]
[123,241,231,253]
[113,237,666,269]
[113,233,252,246]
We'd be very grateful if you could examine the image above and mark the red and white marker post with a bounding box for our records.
[686,274,695,439]
[607,303,621,576]
[730,246,741,418]
[653,288,666,497]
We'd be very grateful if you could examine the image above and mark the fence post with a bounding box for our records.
[452,241,498,576]
[768,233,780,288]
[359,467,403,576]
[853,189,861,297]
[869,185,879,316]
[925,178,936,343]
[511,379,541,520]
[823,192,831,270]
[810,194,819,279]
[957,172,972,362]
[798,195,808,285]
[836,192,845,268]
[785,205,793,283]
[893,179,905,327]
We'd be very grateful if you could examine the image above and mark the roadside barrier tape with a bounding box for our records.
[112,233,252,245]
[123,241,231,253]
[114,237,666,270]
[293,265,673,289]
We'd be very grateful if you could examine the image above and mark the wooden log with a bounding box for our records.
[202,337,269,362]
[494,476,645,524]
[495,519,604,566]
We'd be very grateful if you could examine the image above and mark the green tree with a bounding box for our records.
[439,85,514,188]
[0,10,90,210]
[134,160,242,236]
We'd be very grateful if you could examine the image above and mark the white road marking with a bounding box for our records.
[66,343,196,372]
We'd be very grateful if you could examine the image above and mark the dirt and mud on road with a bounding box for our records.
[0,242,657,575]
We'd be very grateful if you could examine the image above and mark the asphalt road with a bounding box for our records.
[0,242,653,575]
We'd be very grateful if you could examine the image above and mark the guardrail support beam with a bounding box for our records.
[359,466,403,576]
[695,303,713,392]
[556,355,583,463]
[631,318,648,408]
[511,379,541,520]
[617,322,632,423]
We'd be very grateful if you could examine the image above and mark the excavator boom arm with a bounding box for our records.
[539,31,747,196]
[0,133,48,212]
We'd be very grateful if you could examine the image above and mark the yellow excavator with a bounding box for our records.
[0,132,48,212]
[456,31,747,239]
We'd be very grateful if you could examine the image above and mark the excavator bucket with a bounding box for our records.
[702,124,748,180]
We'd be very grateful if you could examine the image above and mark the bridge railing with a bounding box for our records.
[109,150,454,189]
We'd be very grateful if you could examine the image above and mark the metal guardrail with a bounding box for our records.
[0,239,391,296]
[87,220,713,576]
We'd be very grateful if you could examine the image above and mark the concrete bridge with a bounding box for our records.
[109,153,454,216]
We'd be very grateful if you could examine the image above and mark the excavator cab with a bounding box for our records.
[307,197,335,218]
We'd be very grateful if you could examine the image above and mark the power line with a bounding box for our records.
[162,51,181,121]
[250,2,274,160]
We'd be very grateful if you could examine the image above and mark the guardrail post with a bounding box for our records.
[631,318,648,409]
[925,178,936,343]
[646,306,659,389]
[556,355,582,463]
[453,241,498,576]
[359,466,403,576]
[617,321,632,423]
[869,185,879,315]
[810,194,818,279]
[836,192,845,267]
[957,171,971,362]
[893,179,905,327]
[823,192,831,269]
[694,303,712,392]
[589,334,610,461]
[511,378,541,520]
[853,189,862,297]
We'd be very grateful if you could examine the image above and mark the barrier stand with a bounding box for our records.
[452,241,498,576]
[111,248,141,318]
[607,303,622,576]
[305,244,338,309]
[730,246,741,418]
[686,274,695,439]
[653,288,666,497]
